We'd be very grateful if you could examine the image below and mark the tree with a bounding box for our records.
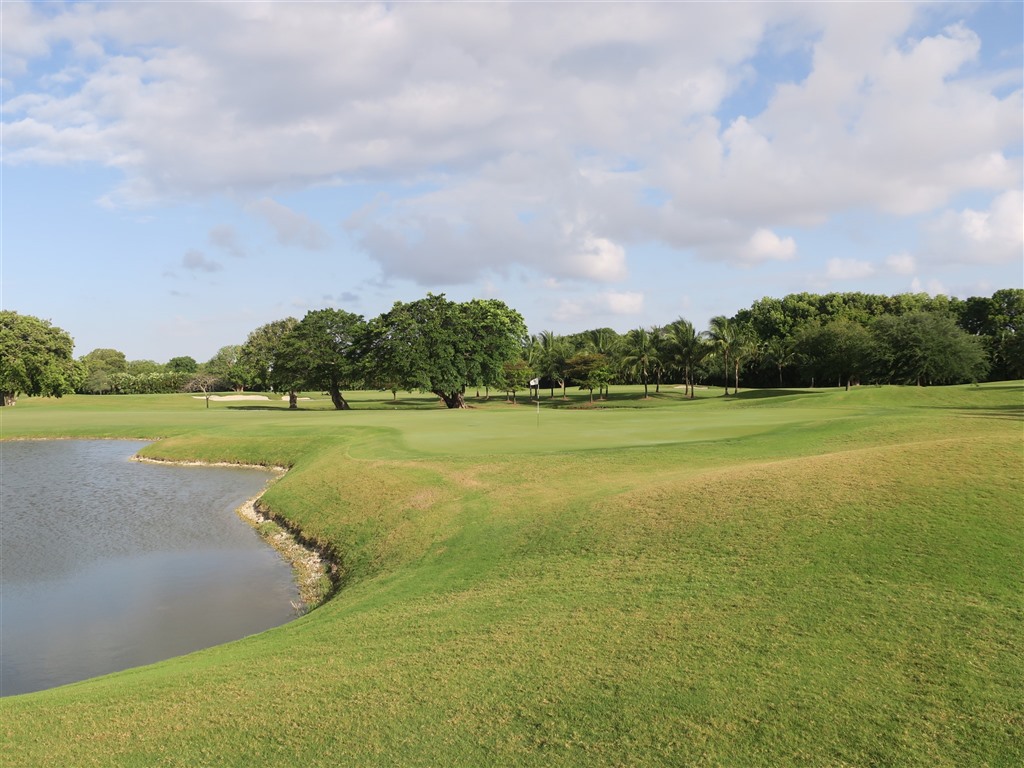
[276,309,365,410]
[239,318,299,404]
[126,359,163,375]
[185,372,220,408]
[649,325,669,393]
[704,315,737,395]
[794,319,874,390]
[620,327,658,398]
[761,337,798,388]
[567,351,612,403]
[204,345,246,392]
[872,312,989,386]
[537,330,571,398]
[958,289,1024,381]
[730,323,759,394]
[361,294,526,409]
[582,328,621,398]
[665,318,707,399]
[166,355,198,374]
[78,348,127,394]
[0,311,85,406]
[500,359,532,404]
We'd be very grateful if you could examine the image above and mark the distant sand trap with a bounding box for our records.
[191,394,270,401]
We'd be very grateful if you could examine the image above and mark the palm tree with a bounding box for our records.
[665,318,707,399]
[704,315,737,395]
[649,325,668,393]
[521,335,543,400]
[761,336,797,387]
[621,327,658,398]
[731,323,759,394]
[538,330,571,398]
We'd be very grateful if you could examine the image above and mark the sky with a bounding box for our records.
[2,0,1022,364]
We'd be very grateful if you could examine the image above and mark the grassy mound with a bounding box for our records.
[2,384,1021,766]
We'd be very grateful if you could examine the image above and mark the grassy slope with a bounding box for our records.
[1,384,1021,766]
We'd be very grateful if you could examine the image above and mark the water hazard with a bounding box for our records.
[1,440,299,696]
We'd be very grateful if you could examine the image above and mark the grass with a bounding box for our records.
[1,383,1022,766]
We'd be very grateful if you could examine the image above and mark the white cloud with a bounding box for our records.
[742,228,796,263]
[605,291,644,314]
[826,258,875,280]
[247,198,330,251]
[921,189,1023,266]
[3,2,1021,290]
[569,235,628,282]
[885,252,916,275]
[551,291,644,323]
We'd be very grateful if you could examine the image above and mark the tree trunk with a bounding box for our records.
[329,383,351,410]
[734,361,740,393]
[288,391,298,409]
[723,353,730,395]
[2,392,16,406]
[435,390,467,408]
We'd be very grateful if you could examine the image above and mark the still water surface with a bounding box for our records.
[1,440,299,696]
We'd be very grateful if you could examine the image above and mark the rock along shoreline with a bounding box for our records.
[131,456,337,612]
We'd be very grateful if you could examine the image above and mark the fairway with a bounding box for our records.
[1,384,1022,767]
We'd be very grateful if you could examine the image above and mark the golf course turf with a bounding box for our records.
[1,383,1021,766]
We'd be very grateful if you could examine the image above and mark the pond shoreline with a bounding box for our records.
[131,456,337,611]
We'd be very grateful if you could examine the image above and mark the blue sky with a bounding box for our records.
[2,1,1021,363]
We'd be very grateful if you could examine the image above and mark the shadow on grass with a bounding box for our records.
[730,389,824,401]
[927,404,1024,421]
[225,405,298,411]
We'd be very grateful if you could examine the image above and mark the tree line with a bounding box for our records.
[2,289,1021,407]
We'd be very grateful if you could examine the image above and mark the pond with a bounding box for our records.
[1,440,299,697]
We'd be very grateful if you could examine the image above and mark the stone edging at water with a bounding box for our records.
[131,457,337,612]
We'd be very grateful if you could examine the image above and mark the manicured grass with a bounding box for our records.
[2,384,1022,766]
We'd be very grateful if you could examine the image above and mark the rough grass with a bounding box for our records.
[1,383,1022,766]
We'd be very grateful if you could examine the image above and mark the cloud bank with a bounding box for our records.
[3,1,1020,293]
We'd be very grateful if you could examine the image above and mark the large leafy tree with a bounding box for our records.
[204,345,247,392]
[0,311,85,406]
[78,348,128,394]
[794,318,875,389]
[361,294,526,409]
[958,289,1024,381]
[873,311,989,386]
[239,317,299,403]
[276,309,366,410]
[166,355,198,374]
[566,351,612,403]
